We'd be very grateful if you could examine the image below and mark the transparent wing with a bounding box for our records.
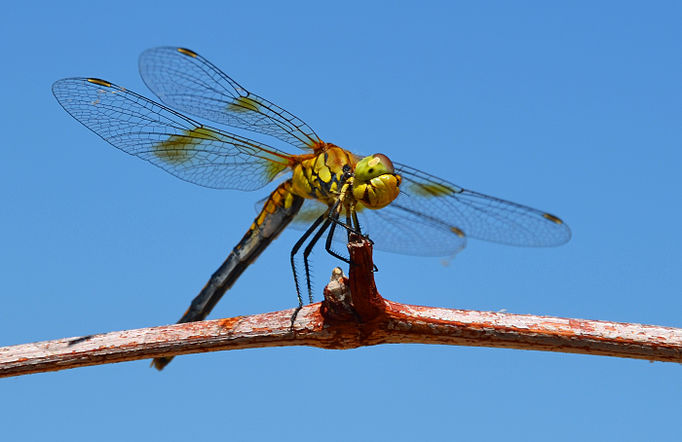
[52,78,292,191]
[291,199,329,224]
[392,162,571,249]
[291,163,571,257]
[139,47,321,151]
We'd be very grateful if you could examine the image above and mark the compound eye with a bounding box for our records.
[370,154,394,174]
[355,153,395,181]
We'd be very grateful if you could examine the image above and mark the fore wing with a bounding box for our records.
[52,78,291,190]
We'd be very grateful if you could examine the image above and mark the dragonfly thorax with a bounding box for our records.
[290,147,401,210]
[290,144,356,203]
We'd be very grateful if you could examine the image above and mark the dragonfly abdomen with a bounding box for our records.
[151,180,303,369]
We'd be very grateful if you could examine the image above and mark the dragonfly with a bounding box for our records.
[53,47,571,369]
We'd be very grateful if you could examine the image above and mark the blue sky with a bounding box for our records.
[2,1,680,440]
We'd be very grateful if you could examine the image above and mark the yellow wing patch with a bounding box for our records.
[153,126,216,164]
[450,226,465,238]
[409,182,461,197]
[177,47,198,58]
[228,96,260,113]
[87,78,112,87]
[264,159,288,182]
[542,213,564,224]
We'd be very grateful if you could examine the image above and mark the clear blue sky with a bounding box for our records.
[2,1,680,440]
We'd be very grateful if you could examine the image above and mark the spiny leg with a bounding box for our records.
[325,207,362,237]
[352,210,362,235]
[327,206,378,272]
[290,212,327,308]
[302,218,332,303]
[290,204,347,326]
[291,202,349,306]
[325,208,351,265]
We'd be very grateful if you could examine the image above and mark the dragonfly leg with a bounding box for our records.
[342,208,379,272]
[351,210,365,237]
[349,208,378,272]
[324,211,352,265]
[290,212,328,307]
[321,206,379,271]
[289,213,329,328]
[326,214,362,236]
[302,218,332,303]
[324,206,373,247]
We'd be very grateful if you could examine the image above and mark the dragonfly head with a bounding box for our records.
[352,153,402,209]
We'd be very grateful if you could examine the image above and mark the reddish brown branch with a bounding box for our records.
[1,237,680,378]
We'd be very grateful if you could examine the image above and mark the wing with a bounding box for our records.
[52,78,292,191]
[138,47,321,151]
[291,163,571,257]
[361,162,571,256]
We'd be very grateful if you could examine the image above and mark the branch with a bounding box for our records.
[1,236,680,378]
